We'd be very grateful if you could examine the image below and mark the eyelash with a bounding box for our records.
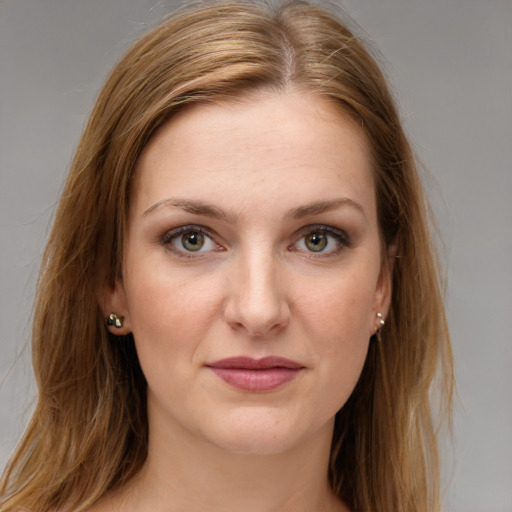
[160,225,222,259]
[290,225,352,258]
[159,224,352,259]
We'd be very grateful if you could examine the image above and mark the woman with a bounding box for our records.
[0,1,453,511]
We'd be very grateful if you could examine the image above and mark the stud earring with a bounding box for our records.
[106,313,124,329]
[374,312,386,341]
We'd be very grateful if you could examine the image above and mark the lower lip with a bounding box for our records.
[208,367,302,392]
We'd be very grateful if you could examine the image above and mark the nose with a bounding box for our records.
[223,250,290,337]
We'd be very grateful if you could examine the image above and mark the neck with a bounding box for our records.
[112,413,348,512]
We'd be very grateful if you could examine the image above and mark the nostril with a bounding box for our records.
[223,259,291,336]
[224,294,290,337]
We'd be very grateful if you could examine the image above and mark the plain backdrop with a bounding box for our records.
[1,1,511,511]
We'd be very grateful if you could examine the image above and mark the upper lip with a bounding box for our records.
[206,356,303,370]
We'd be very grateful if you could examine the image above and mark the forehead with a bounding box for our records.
[132,89,376,222]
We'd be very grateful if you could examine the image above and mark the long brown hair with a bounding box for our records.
[0,2,453,511]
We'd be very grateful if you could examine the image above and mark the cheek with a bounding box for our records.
[297,268,377,346]
[123,258,222,361]
[294,269,376,406]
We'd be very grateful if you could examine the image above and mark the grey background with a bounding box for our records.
[1,1,511,511]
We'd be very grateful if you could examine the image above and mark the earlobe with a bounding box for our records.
[372,268,392,335]
[371,242,397,335]
[98,276,132,335]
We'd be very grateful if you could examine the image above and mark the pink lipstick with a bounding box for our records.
[206,356,303,392]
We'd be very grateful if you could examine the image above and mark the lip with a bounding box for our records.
[206,356,304,392]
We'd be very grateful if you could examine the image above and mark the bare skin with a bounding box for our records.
[94,89,392,512]
[91,429,349,512]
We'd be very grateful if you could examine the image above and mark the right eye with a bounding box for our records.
[162,227,219,255]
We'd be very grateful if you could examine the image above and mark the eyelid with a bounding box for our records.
[160,224,212,244]
[160,225,223,256]
[296,224,351,242]
[290,224,352,254]
[159,223,351,258]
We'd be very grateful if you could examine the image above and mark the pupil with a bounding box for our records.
[306,232,327,252]
[182,231,204,251]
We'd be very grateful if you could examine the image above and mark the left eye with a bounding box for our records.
[168,229,218,253]
[293,228,346,254]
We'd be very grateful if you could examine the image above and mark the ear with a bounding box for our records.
[371,240,398,335]
[98,274,132,335]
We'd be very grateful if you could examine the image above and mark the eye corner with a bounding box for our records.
[290,224,352,257]
[159,224,225,258]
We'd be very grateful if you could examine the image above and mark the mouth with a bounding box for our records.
[206,356,304,392]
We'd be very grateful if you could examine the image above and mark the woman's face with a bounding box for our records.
[105,90,392,455]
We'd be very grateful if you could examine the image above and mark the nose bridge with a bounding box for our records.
[225,244,289,336]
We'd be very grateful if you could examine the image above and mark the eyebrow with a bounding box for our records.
[143,198,238,223]
[143,197,366,222]
[286,198,367,221]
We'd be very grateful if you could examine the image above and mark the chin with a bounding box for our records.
[208,430,300,456]
[198,408,333,456]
